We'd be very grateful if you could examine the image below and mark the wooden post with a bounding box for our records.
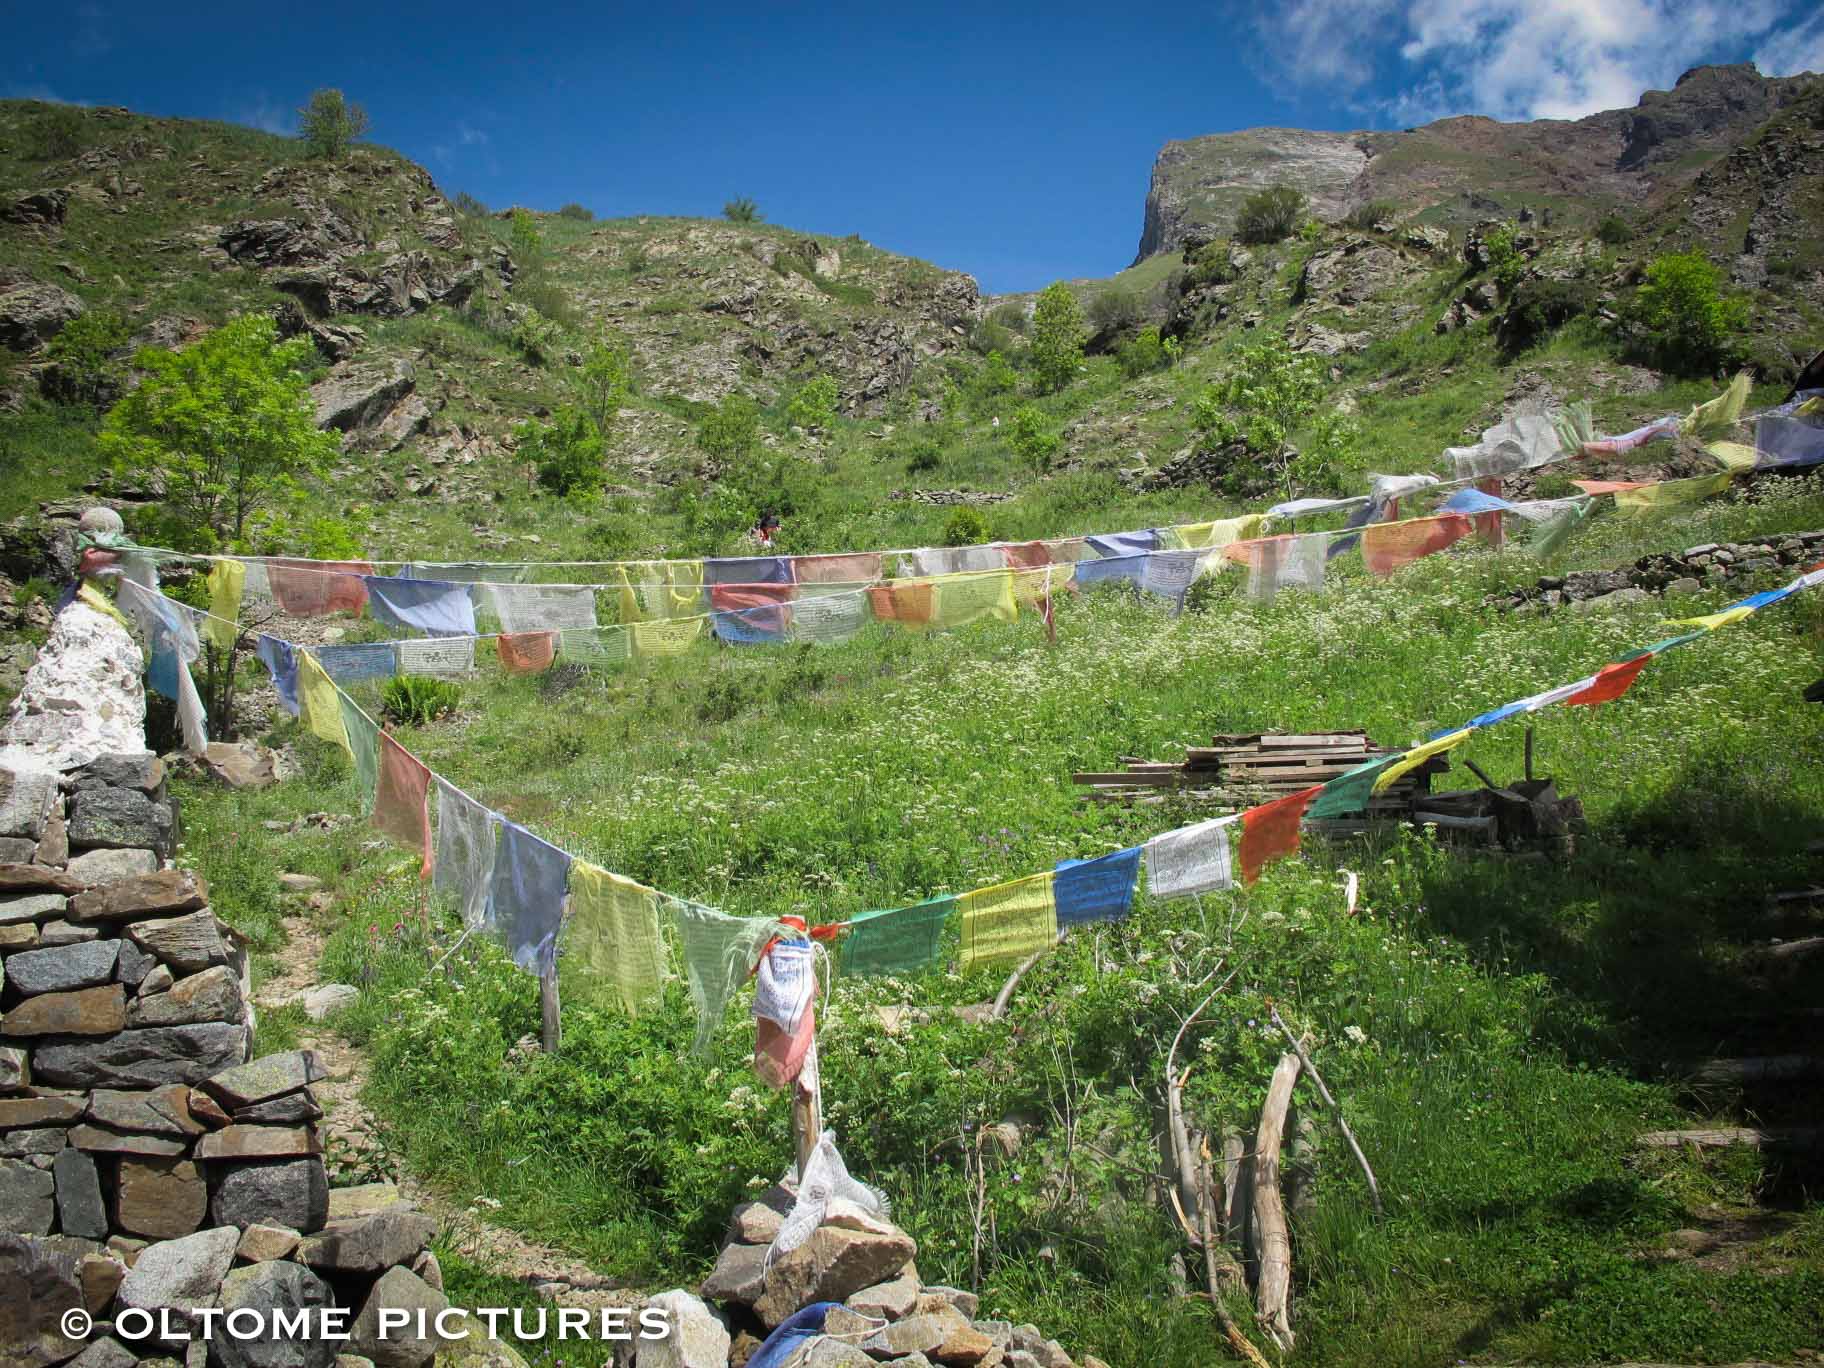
[791,1036,822,1180]
[539,966,561,1054]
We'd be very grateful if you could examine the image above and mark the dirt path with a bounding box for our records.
[256,902,639,1309]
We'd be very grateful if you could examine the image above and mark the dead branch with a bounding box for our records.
[990,932,1065,1019]
[1252,1052,1301,1353]
[1635,1126,1821,1150]
[1198,1167,1272,1368]
[1269,1004,1384,1216]
[1164,972,1228,1241]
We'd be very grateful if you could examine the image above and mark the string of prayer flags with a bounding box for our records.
[931,571,1018,631]
[704,556,794,585]
[432,779,497,931]
[794,552,883,585]
[488,819,573,974]
[1576,415,1680,456]
[1053,847,1141,927]
[481,583,598,634]
[632,617,704,656]
[402,562,528,584]
[958,871,1057,971]
[1613,472,1733,513]
[364,575,477,638]
[1561,654,1652,707]
[1267,496,1367,519]
[840,897,953,975]
[396,637,476,677]
[373,732,433,877]
[297,651,349,752]
[1238,785,1322,884]
[753,934,817,1088]
[265,559,373,618]
[907,545,1004,576]
[338,696,381,807]
[203,559,246,653]
[561,861,663,1016]
[1143,813,1237,901]
[675,901,783,1054]
[316,642,399,685]
[1372,730,1471,796]
[497,631,557,674]
[1086,529,1160,558]
[1362,514,1473,577]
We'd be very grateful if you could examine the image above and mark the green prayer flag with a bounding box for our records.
[841,897,953,976]
[1529,497,1594,557]
[338,695,380,809]
[1307,754,1403,820]
[671,899,781,1054]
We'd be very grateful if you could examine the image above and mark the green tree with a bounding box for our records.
[42,310,130,405]
[1234,185,1307,244]
[100,315,336,544]
[297,88,369,159]
[1627,250,1748,376]
[697,393,760,461]
[724,197,763,224]
[572,331,634,442]
[1191,337,1328,495]
[520,407,606,497]
[510,207,543,257]
[557,203,594,221]
[1029,282,1086,393]
[1008,405,1061,473]
[784,375,840,431]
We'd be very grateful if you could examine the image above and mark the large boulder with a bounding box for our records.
[0,278,84,351]
[212,1260,338,1368]
[116,1225,240,1337]
[1,189,70,227]
[311,358,416,434]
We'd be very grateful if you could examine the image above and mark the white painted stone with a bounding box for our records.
[0,600,147,770]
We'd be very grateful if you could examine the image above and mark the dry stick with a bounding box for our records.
[990,932,1066,1020]
[1268,1005,1384,1217]
[1165,972,1229,1240]
[1252,1052,1301,1353]
[1198,1166,1273,1368]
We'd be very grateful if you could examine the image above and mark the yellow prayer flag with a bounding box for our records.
[1613,472,1733,513]
[1666,605,1756,632]
[631,616,704,656]
[1797,397,1822,417]
[1171,515,1266,551]
[1682,371,1750,440]
[297,651,350,755]
[1372,728,1473,795]
[930,571,1018,630]
[202,559,246,654]
[1704,441,1758,474]
[76,582,129,629]
[562,861,664,1016]
[617,560,704,623]
[959,871,1057,972]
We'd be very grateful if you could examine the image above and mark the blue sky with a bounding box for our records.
[6,1,1822,293]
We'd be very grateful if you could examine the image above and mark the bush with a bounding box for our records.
[697,394,760,462]
[1498,277,1597,352]
[382,675,461,726]
[1626,250,1748,376]
[557,203,594,221]
[903,437,942,474]
[988,301,1028,335]
[1234,185,1307,244]
[521,407,606,496]
[784,375,840,431]
[1343,199,1397,230]
[1029,282,1086,393]
[32,104,86,160]
[1484,222,1526,295]
[1088,288,1141,333]
[303,515,366,561]
[510,208,543,257]
[1116,325,1172,378]
[972,350,1018,402]
[1596,214,1634,245]
[1007,405,1061,473]
[724,197,762,224]
[452,191,489,217]
[941,506,989,547]
[1184,240,1240,289]
[968,318,1015,356]
[41,311,130,406]
[508,310,562,365]
[297,89,369,159]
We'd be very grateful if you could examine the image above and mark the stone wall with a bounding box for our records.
[1492,528,1824,613]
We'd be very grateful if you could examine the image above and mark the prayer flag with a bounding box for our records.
[1667,604,1757,632]
[496,631,557,674]
[959,871,1057,971]
[674,901,781,1053]
[265,559,373,617]
[479,584,598,634]
[1267,497,1367,519]
[704,556,794,585]
[1561,655,1651,707]
[487,819,573,974]
[373,733,432,877]
[297,651,350,753]
[1529,497,1596,557]
[840,897,952,976]
[1438,488,1517,517]
[562,860,663,1016]
[791,591,871,644]
[1753,416,1824,469]
[1682,371,1751,440]
[794,552,883,584]
[315,642,398,685]
[1445,410,1562,480]
[1239,785,1321,885]
[631,617,704,655]
[1073,554,1148,590]
[867,581,935,626]
[1613,472,1733,512]
[709,582,794,642]
[1002,541,1053,570]
[1054,848,1140,927]
[1570,480,1649,496]
[1372,730,1471,795]
[1047,538,1096,563]
[618,560,704,622]
[396,637,476,677]
[907,545,1004,576]
[1086,529,1160,558]
[931,571,1018,630]
[558,625,632,666]
[753,937,817,1088]
[1705,441,1760,474]
[433,779,497,931]
[1577,415,1680,456]
[1170,515,1267,550]
[1144,814,1238,901]
[202,560,245,653]
[1224,535,1326,601]
[338,696,380,807]
[403,562,528,583]
[257,634,301,716]
[364,575,478,638]
[1141,550,1204,608]
[1361,515,1473,577]
[1308,754,1405,819]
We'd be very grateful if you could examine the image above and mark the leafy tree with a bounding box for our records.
[42,310,130,406]
[697,393,760,462]
[1190,337,1331,495]
[1483,222,1526,295]
[557,203,594,221]
[297,88,369,159]
[1029,282,1086,393]
[520,407,605,497]
[1088,287,1141,333]
[724,197,763,224]
[1008,405,1061,473]
[571,331,633,442]
[1234,185,1307,244]
[1627,250,1747,375]
[784,375,840,431]
[510,207,543,257]
[508,309,561,365]
[1595,214,1633,245]
[100,314,336,544]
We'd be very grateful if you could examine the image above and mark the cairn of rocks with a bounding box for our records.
[1493,529,1824,614]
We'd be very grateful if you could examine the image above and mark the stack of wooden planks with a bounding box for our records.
[1074,731,1446,815]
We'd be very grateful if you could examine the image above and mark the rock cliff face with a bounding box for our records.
[1134,64,1821,261]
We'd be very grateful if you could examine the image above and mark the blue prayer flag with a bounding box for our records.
[256,634,300,716]
[1086,529,1160,558]
[314,642,399,685]
[1438,488,1517,517]
[486,820,573,975]
[703,556,795,585]
[1074,554,1149,589]
[363,576,477,638]
[1054,847,1141,927]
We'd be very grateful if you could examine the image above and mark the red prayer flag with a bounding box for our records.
[372,733,432,878]
[709,581,795,634]
[795,552,883,584]
[1562,654,1650,707]
[1002,541,1052,570]
[1239,785,1323,885]
[265,559,373,617]
[496,630,557,674]
[1361,515,1473,578]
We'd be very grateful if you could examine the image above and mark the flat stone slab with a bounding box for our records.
[32,1023,249,1088]
[69,870,208,923]
[2,983,127,1036]
[128,964,243,1028]
[6,940,120,994]
[125,910,226,975]
[201,1050,326,1109]
[193,1125,321,1163]
[66,847,159,885]
[0,892,68,924]
[0,866,83,895]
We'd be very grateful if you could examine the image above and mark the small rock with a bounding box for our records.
[91,1083,206,1137]
[233,1091,324,1125]
[918,1285,980,1318]
[1570,586,1650,613]
[66,787,173,855]
[37,919,98,946]
[202,1049,326,1109]
[128,963,244,1027]
[67,1342,140,1368]
[0,1158,57,1234]
[326,1182,401,1223]
[846,1268,922,1321]
[214,1259,337,1368]
[0,1228,89,1363]
[0,766,60,840]
[67,847,159,884]
[277,873,322,893]
[699,1241,767,1304]
[5,939,120,994]
[296,1204,434,1273]
[125,909,227,974]
[140,963,175,995]
[193,1124,319,1162]
[409,1248,442,1292]
[1,1045,29,1092]
[78,1249,127,1311]
[67,1124,188,1157]
[53,1149,108,1239]
[235,1223,302,1263]
[632,1289,729,1368]
[0,892,67,924]
[300,983,357,1021]
[752,1224,918,1328]
[116,937,157,988]
[2,983,128,1036]
[0,1127,67,1158]
[0,1096,85,1128]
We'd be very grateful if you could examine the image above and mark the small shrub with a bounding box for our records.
[304,515,365,561]
[973,350,1018,401]
[1498,277,1597,352]
[1235,185,1307,244]
[508,310,562,365]
[724,197,762,224]
[784,375,840,431]
[1008,405,1061,473]
[1596,214,1634,245]
[1088,288,1140,333]
[509,208,543,257]
[557,203,594,221]
[1116,325,1168,378]
[1483,222,1526,295]
[968,318,1014,356]
[623,245,651,275]
[1184,240,1240,288]
[521,407,605,496]
[41,311,130,406]
[903,438,942,474]
[988,301,1028,335]
[1029,282,1086,393]
[697,394,760,462]
[1343,199,1396,230]
[297,89,369,159]
[941,506,989,547]
[1626,250,1748,376]
[452,191,489,217]
[32,104,86,160]
[381,675,461,726]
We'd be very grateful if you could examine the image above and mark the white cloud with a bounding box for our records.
[237,95,296,136]
[458,123,488,147]
[1259,0,1797,124]
[1755,14,1824,75]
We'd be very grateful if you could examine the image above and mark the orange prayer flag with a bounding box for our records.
[866,581,935,625]
[1361,515,1473,578]
[1002,541,1052,570]
[1239,784,1323,885]
[372,732,432,878]
[265,559,374,617]
[1561,654,1650,707]
[496,630,557,674]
